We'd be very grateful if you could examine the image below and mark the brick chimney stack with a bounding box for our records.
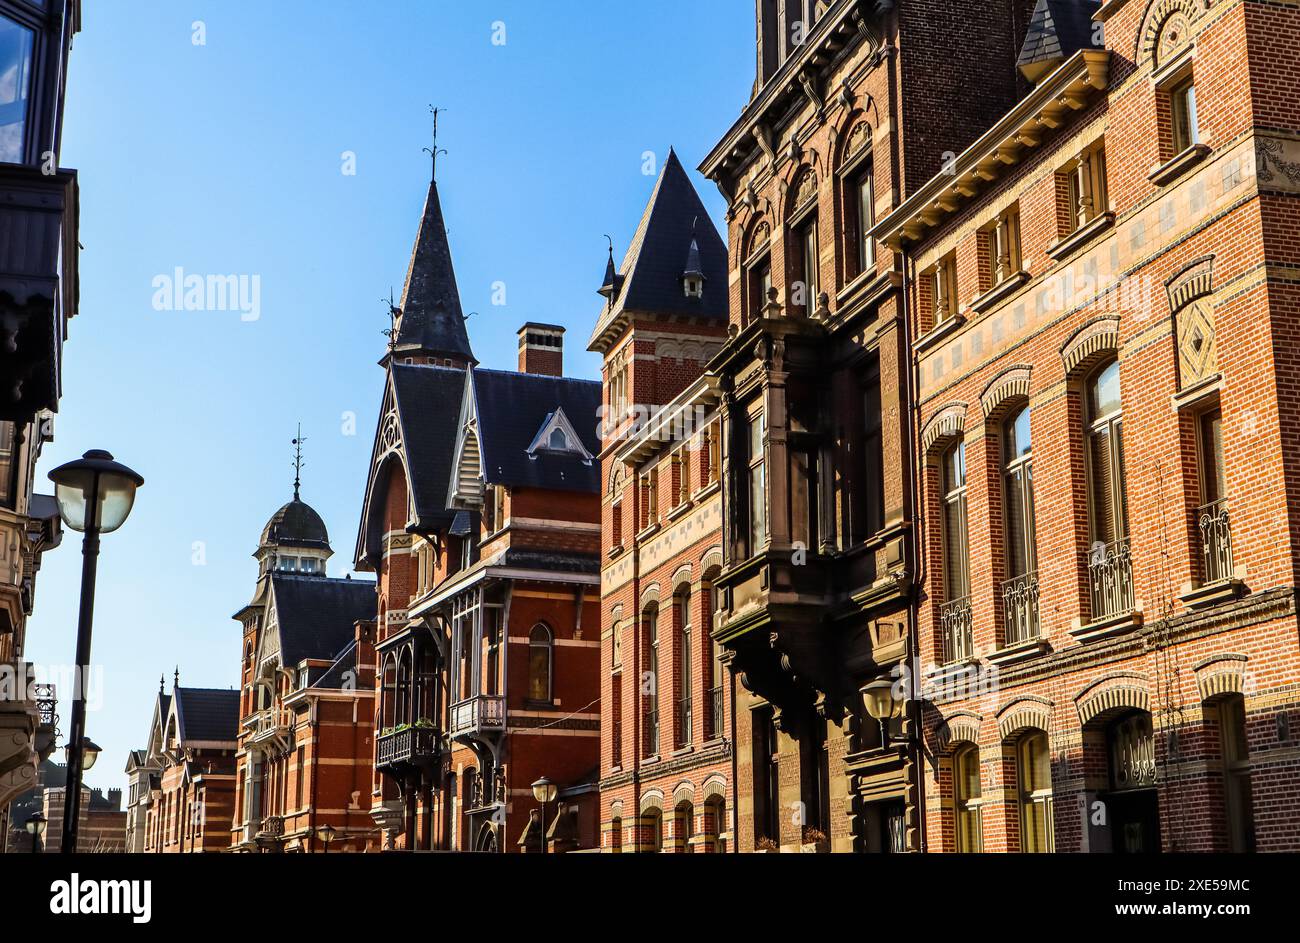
[518,323,565,376]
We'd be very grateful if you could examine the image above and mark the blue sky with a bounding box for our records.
[28,0,753,793]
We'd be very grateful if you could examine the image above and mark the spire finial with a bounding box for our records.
[159,673,164,693]
[173,666,180,690]
[423,105,448,182]
[291,424,307,500]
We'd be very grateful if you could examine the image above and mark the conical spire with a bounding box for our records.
[392,178,476,363]
[683,219,704,279]
[598,240,621,303]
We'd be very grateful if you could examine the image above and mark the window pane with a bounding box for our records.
[802,222,818,311]
[1005,468,1029,577]
[856,168,874,273]
[1089,361,1121,420]
[1089,425,1117,544]
[1006,407,1031,461]
[0,420,14,505]
[0,15,35,163]
[1200,409,1225,503]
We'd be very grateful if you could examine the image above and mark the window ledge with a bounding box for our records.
[607,544,626,560]
[969,270,1030,314]
[1171,372,1222,412]
[1048,212,1115,262]
[1148,143,1210,188]
[691,480,721,503]
[1179,574,1246,609]
[635,523,661,542]
[1069,607,1143,643]
[985,637,1051,666]
[641,754,661,766]
[913,313,965,354]
[670,745,693,758]
[666,502,692,522]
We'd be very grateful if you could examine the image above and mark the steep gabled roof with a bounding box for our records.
[392,179,476,362]
[1017,0,1103,83]
[469,369,602,494]
[172,688,239,745]
[311,638,359,690]
[588,149,729,353]
[269,573,375,667]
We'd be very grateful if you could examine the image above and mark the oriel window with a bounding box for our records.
[747,409,768,554]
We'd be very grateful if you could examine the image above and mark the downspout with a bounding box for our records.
[309,693,319,853]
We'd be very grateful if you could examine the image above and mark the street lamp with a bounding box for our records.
[531,776,557,855]
[317,824,337,854]
[48,449,143,854]
[63,737,101,771]
[861,678,903,746]
[26,812,47,854]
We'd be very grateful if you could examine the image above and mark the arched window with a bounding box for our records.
[703,579,725,740]
[1016,731,1054,852]
[676,590,692,747]
[1085,359,1132,620]
[1106,710,1161,853]
[548,427,568,451]
[1002,406,1039,644]
[643,606,660,757]
[674,800,695,853]
[705,793,728,853]
[610,815,623,852]
[641,807,663,853]
[953,744,983,853]
[527,624,552,703]
[940,440,971,663]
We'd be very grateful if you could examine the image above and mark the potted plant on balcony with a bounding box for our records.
[755,835,779,853]
[799,826,829,853]
[414,718,437,730]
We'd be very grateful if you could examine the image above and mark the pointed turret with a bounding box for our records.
[598,244,621,304]
[1017,0,1102,84]
[391,179,476,364]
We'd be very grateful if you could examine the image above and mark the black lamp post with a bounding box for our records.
[48,449,143,854]
[25,812,47,854]
[531,776,557,855]
[316,824,337,854]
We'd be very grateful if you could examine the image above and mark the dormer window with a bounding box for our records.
[526,407,595,464]
[549,427,569,451]
[683,274,704,298]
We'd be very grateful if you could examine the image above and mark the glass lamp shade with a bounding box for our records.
[860,679,899,722]
[317,824,338,844]
[48,450,144,534]
[531,776,558,804]
[25,813,47,837]
[66,737,101,771]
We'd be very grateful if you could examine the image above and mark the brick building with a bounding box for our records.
[875,0,1300,852]
[694,0,1034,852]
[0,0,79,844]
[229,484,378,852]
[6,759,125,853]
[355,172,602,852]
[589,151,734,851]
[135,678,239,853]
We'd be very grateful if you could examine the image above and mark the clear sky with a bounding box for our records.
[27,0,754,794]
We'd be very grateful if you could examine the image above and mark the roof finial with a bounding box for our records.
[423,105,448,182]
[381,288,399,351]
[291,424,307,500]
[159,673,164,693]
[173,666,180,691]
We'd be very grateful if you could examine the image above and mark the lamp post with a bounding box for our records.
[316,823,337,854]
[531,776,557,855]
[861,678,903,747]
[26,812,47,854]
[49,450,143,854]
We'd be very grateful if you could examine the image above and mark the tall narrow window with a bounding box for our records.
[747,409,768,554]
[294,746,305,810]
[1198,407,1232,584]
[799,218,819,313]
[852,157,875,277]
[485,609,501,696]
[611,657,623,768]
[1086,360,1132,620]
[940,441,972,663]
[748,255,772,323]
[611,499,623,548]
[1218,694,1255,852]
[1002,406,1039,644]
[707,420,721,485]
[791,447,818,551]
[0,421,15,507]
[644,607,660,757]
[953,745,983,853]
[642,469,658,526]
[677,591,692,747]
[675,450,689,507]
[982,207,1022,288]
[704,583,724,740]
[931,254,957,327]
[755,707,781,845]
[528,624,552,703]
[1064,145,1107,233]
[863,361,885,539]
[0,15,35,164]
[1017,731,1054,853]
[1170,76,1199,153]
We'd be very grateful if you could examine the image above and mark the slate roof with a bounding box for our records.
[393,179,476,362]
[472,368,602,494]
[173,688,240,744]
[1017,0,1103,81]
[311,638,358,690]
[270,573,376,667]
[393,363,469,526]
[588,149,729,352]
[260,498,330,550]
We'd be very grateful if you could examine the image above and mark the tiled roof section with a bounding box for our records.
[271,574,376,667]
[260,498,330,550]
[311,638,359,690]
[1017,0,1103,79]
[472,368,602,494]
[393,179,476,362]
[588,149,729,351]
[173,688,239,744]
[392,363,469,528]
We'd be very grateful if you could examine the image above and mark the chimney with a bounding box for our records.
[518,323,565,376]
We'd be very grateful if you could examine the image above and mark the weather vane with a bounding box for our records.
[423,105,448,181]
[381,287,399,350]
[292,423,307,500]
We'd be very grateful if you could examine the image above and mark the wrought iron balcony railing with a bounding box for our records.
[1086,538,1134,622]
[1001,571,1041,646]
[449,694,506,739]
[375,725,440,772]
[1198,499,1234,586]
[940,595,974,664]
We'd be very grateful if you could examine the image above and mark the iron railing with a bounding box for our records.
[1198,499,1234,585]
[940,596,974,664]
[376,726,440,769]
[449,694,506,738]
[1001,571,1040,646]
[1086,538,1134,621]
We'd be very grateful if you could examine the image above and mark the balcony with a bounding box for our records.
[449,694,506,740]
[939,596,974,665]
[375,725,441,774]
[1086,538,1134,623]
[1001,572,1041,647]
[245,708,293,749]
[1199,500,1234,586]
